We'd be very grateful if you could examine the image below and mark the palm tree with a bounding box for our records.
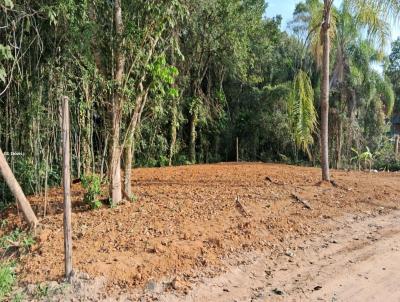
[320,0,333,181]
[304,0,399,181]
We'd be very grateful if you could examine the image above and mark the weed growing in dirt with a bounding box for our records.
[0,220,7,229]
[0,262,16,300]
[10,291,25,302]
[81,174,102,209]
[130,194,138,202]
[0,229,35,254]
[35,283,50,299]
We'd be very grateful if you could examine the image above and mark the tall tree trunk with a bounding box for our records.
[110,121,122,204]
[122,90,148,197]
[189,113,197,163]
[81,80,92,176]
[169,99,178,166]
[335,118,342,169]
[123,133,133,197]
[109,0,125,204]
[320,0,331,181]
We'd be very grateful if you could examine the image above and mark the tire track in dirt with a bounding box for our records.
[158,211,400,302]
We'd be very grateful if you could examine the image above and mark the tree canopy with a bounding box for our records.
[0,0,399,203]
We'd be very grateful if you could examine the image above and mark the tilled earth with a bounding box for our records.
[1,163,399,300]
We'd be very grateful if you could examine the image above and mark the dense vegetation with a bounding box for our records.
[1,0,399,204]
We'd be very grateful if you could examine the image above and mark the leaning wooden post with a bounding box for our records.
[62,96,73,281]
[395,135,399,159]
[0,149,39,228]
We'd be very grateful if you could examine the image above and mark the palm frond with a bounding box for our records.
[288,70,318,156]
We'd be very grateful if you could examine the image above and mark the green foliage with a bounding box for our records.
[129,194,138,203]
[1,0,399,202]
[387,38,400,114]
[351,147,374,170]
[0,44,13,83]
[0,229,35,254]
[0,262,16,300]
[81,174,102,209]
[35,283,50,299]
[11,291,25,302]
[288,70,317,158]
[1,0,14,9]
[372,136,400,171]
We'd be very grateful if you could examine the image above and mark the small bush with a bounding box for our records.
[158,155,169,167]
[81,174,102,209]
[0,262,16,300]
[372,139,400,171]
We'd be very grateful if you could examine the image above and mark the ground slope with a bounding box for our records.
[1,163,399,300]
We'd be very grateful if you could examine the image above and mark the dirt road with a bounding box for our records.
[159,211,400,302]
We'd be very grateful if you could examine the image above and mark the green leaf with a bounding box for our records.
[2,0,14,9]
[0,45,13,60]
[0,66,6,83]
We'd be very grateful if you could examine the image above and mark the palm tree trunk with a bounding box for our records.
[320,0,331,181]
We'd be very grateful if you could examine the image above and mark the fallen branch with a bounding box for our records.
[291,193,312,210]
[265,176,284,186]
[235,196,250,217]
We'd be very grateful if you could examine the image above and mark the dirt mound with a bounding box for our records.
[2,163,399,296]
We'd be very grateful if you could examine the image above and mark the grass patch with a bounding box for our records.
[0,229,35,254]
[0,229,36,300]
[0,262,16,300]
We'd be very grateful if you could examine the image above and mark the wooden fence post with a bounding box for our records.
[0,149,39,228]
[395,135,399,159]
[62,96,73,281]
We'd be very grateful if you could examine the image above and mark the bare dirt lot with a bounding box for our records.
[1,163,400,301]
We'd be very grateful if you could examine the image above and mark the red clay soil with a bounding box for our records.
[1,163,399,293]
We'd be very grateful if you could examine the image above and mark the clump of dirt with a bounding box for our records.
[2,163,399,296]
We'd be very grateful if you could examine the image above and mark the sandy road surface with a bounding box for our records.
[160,211,400,302]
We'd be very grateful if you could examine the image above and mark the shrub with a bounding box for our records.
[0,229,35,254]
[372,139,400,171]
[81,174,102,209]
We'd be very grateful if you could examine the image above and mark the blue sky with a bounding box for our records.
[264,0,400,49]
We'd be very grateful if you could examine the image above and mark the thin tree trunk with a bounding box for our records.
[0,149,39,227]
[82,80,92,176]
[320,0,331,181]
[169,99,178,166]
[236,137,239,162]
[122,90,148,197]
[109,0,126,204]
[123,133,133,197]
[100,134,109,181]
[189,113,197,163]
